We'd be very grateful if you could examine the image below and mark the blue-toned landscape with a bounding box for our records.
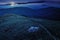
[0,0,60,40]
[0,3,60,20]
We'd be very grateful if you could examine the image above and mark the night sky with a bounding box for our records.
[0,0,41,3]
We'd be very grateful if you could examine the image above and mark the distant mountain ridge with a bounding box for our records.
[0,7,60,20]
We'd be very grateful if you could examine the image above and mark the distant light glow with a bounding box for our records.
[10,2,17,6]
[28,26,39,32]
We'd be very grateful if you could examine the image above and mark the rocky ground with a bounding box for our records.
[0,14,60,40]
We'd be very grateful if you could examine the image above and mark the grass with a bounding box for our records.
[0,14,60,40]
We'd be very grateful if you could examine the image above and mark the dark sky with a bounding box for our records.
[0,0,41,3]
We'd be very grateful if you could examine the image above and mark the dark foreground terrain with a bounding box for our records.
[0,14,60,40]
